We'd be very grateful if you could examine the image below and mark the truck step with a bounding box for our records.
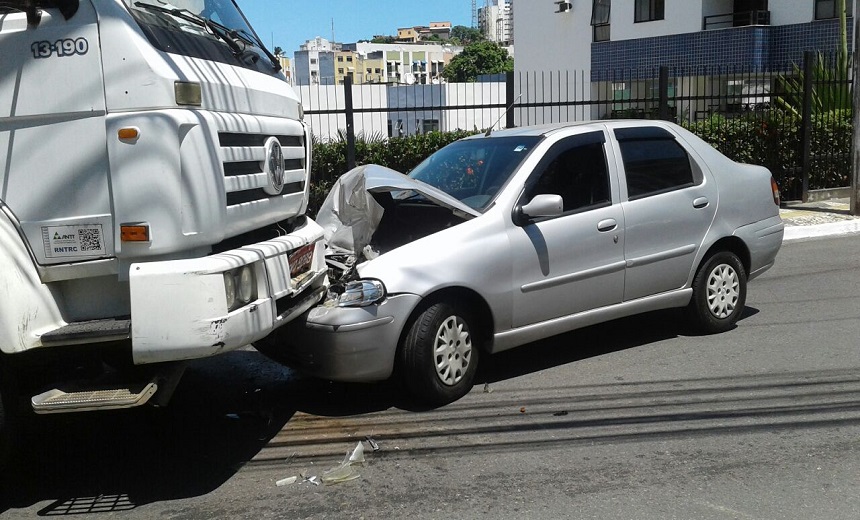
[40,318,131,347]
[31,381,158,414]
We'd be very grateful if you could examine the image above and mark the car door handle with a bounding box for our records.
[597,218,617,232]
[693,197,709,209]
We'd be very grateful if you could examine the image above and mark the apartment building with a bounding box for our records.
[344,42,463,84]
[478,0,514,45]
[293,37,342,86]
[515,0,854,120]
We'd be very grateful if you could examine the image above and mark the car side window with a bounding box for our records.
[526,138,611,213]
[615,127,696,200]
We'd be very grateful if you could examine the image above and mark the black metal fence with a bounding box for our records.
[299,51,853,201]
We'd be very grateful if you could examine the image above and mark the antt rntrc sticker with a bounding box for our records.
[262,136,285,196]
[42,224,106,258]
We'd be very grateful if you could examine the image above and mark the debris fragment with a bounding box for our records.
[365,436,380,452]
[520,407,526,414]
[321,463,361,485]
[348,441,366,464]
[553,411,568,417]
[321,442,367,486]
[483,383,493,393]
[276,476,298,487]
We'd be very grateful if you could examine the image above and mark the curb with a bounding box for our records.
[783,219,860,242]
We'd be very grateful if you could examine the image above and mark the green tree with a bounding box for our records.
[450,25,484,45]
[273,46,283,57]
[442,41,513,83]
[371,35,397,44]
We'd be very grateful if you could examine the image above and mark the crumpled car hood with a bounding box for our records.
[315,164,479,256]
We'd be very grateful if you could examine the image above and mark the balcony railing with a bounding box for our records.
[703,10,771,31]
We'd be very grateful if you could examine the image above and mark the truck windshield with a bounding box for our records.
[125,0,281,74]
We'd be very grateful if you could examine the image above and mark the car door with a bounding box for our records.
[506,130,625,328]
[612,126,718,301]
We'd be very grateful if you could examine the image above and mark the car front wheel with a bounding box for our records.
[400,302,480,406]
[688,251,747,334]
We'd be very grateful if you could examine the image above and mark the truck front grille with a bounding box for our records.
[218,132,307,208]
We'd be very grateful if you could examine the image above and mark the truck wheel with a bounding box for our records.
[687,251,747,334]
[400,302,480,406]
[0,382,14,467]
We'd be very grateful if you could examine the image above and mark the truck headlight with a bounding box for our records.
[328,279,386,308]
[224,264,259,311]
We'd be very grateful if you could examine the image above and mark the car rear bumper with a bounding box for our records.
[734,215,784,280]
[129,218,328,364]
[276,293,422,382]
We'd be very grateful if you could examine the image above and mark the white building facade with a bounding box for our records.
[514,0,854,123]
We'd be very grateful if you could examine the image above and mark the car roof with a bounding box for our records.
[468,119,675,140]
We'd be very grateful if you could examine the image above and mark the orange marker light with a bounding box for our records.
[118,127,139,140]
[121,225,150,242]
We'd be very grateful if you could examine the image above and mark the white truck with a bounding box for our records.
[0,0,328,460]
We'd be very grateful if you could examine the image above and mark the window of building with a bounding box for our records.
[591,0,611,40]
[615,128,695,200]
[421,119,440,134]
[634,0,664,22]
[310,58,317,65]
[338,68,344,74]
[815,0,853,19]
[337,56,344,62]
[347,56,353,62]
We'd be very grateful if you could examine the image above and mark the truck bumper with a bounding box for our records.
[129,218,328,364]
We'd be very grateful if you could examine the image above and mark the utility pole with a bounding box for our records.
[852,0,860,214]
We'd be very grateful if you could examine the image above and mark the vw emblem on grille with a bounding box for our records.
[262,137,285,196]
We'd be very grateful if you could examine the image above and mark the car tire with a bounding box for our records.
[688,251,747,334]
[400,302,480,406]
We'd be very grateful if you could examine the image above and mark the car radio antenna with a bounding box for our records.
[485,93,522,137]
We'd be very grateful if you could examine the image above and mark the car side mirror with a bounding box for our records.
[514,194,564,226]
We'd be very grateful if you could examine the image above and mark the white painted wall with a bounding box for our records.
[770,0,815,26]
[513,0,592,74]
[611,0,704,40]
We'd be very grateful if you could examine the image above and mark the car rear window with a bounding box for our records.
[615,128,695,200]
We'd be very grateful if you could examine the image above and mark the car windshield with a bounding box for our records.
[408,136,541,211]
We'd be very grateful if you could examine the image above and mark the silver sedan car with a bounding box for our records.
[257,121,784,405]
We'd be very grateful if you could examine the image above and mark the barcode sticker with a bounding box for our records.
[42,224,106,258]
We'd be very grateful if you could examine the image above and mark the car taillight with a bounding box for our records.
[770,176,780,206]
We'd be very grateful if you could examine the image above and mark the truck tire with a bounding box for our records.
[0,383,13,467]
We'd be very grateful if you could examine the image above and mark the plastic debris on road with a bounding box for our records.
[365,436,380,452]
[275,476,298,487]
[321,441,366,486]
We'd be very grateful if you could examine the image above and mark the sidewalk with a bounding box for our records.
[780,197,860,241]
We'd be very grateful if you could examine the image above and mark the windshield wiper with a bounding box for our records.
[133,2,245,57]
[233,27,282,72]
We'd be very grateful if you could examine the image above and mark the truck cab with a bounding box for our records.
[0,0,326,448]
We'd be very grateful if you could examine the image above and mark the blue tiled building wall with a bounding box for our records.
[591,18,852,81]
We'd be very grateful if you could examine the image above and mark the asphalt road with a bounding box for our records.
[2,235,859,519]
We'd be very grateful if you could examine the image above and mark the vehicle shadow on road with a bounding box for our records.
[477,307,758,384]
[0,307,759,514]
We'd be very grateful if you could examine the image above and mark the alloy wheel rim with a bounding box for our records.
[706,263,739,319]
[433,315,472,386]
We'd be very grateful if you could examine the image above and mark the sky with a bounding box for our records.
[240,0,474,56]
